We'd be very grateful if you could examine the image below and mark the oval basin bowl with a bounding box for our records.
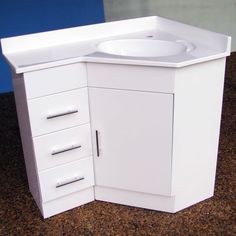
[97,39,187,57]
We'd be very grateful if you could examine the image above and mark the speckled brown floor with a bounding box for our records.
[0,53,235,236]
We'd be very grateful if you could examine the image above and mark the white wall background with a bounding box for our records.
[103,0,236,51]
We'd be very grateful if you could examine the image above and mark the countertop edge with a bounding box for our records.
[13,52,230,74]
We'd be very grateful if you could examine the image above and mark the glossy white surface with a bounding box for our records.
[12,74,42,205]
[2,16,230,218]
[97,39,188,57]
[89,88,173,196]
[12,69,95,218]
[27,88,90,136]
[95,186,175,213]
[39,157,94,202]
[1,16,231,73]
[87,63,175,93]
[42,188,94,218]
[24,63,87,99]
[10,57,228,217]
[33,124,92,170]
[172,59,226,209]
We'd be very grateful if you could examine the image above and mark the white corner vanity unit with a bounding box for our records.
[1,16,231,218]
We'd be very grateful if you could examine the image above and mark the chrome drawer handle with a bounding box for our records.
[51,144,81,155]
[56,176,84,188]
[47,109,78,119]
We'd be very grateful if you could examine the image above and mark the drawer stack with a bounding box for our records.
[14,63,95,218]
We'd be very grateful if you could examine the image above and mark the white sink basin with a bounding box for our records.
[97,39,188,57]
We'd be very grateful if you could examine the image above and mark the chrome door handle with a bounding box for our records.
[47,109,78,119]
[56,176,84,188]
[95,130,100,157]
[51,144,81,155]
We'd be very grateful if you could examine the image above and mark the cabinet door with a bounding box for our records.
[89,88,173,196]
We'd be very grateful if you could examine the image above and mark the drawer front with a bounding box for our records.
[24,63,87,99]
[39,157,94,202]
[28,88,89,137]
[33,124,92,171]
[87,63,175,93]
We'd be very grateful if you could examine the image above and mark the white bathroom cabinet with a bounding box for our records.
[10,58,226,218]
[87,60,226,213]
[1,16,230,218]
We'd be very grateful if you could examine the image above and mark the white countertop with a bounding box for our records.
[1,16,231,73]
